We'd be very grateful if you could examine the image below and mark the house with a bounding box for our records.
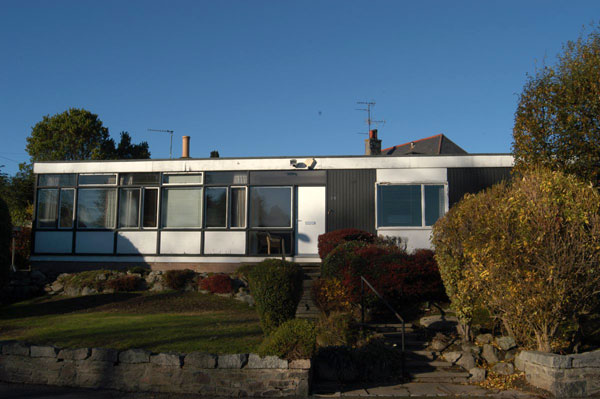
[30,134,512,273]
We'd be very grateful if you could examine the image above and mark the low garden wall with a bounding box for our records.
[515,350,600,397]
[0,341,310,397]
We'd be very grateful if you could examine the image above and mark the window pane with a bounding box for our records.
[79,174,117,185]
[59,189,75,228]
[425,185,445,226]
[205,171,248,185]
[249,187,292,227]
[120,173,160,186]
[205,187,227,227]
[249,231,292,255]
[37,189,59,228]
[38,174,76,187]
[77,189,117,228]
[162,188,202,227]
[143,189,158,228]
[230,187,246,228]
[162,173,203,184]
[378,185,422,227]
[119,189,140,228]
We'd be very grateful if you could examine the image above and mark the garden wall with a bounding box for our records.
[0,341,310,397]
[515,350,600,397]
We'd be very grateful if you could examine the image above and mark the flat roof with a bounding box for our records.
[33,153,514,174]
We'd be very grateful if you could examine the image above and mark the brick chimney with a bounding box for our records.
[364,129,381,155]
[182,136,190,158]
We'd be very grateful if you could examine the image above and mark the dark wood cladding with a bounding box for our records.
[326,170,376,234]
[447,167,512,207]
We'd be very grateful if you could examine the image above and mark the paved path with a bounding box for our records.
[313,381,546,398]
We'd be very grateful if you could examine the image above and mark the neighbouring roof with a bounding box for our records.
[382,134,468,156]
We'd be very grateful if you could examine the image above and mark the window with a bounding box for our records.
[79,174,117,185]
[119,189,140,228]
[377,184,446,227]
[37,188,75,228]
[230,187,246,228]
[249,187,292,228]
[120,173,160,186]
[205,187,227,228]
[77,189,117,228]
[162,173,203,185]
[205,171,248,185]
[142,189,159,228]
[162,188,203,228]
[38,174,76,187]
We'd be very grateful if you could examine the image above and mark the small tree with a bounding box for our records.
[513,26,600,184]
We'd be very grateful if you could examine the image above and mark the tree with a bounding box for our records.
[513,27,600,184]
[25,108,150,162]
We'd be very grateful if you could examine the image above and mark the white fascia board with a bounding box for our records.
[30,255,322,263]
[33,154,514,174]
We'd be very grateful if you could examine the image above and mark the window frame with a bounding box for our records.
[375,182,448,229]
[229,186,247,229]
[249,185,294,229]
[204,186,229,229]
[160,186,204,229]
[76,187,118,230]
[58,188,76,229]
[162,172,204,186]
[78,173,118,186]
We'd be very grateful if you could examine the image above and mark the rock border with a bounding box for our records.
[0,341,310,397]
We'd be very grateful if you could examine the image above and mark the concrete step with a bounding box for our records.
[404,359,453,368]
[409,369,470,383]
[404,350,441,360]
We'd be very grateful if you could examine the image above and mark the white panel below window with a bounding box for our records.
[117,231,157,254]
[204,231,246,254]
[160,231,202,254]
[34,231,73,253]
[377,168,446,183]
[376,228,433,252]
[75,232,114,254]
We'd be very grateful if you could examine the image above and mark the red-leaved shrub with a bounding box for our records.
[199,274,233,294]
[105,275,142,292]
[317,228,376,259]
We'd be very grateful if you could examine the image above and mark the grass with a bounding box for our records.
[0,291,263,354]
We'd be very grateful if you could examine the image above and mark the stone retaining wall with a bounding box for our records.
[515,349,600,397]
[0,341,310,397]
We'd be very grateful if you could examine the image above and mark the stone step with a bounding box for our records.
[404,350,442,360]
[404,359,453,368]
[409,369,470,383]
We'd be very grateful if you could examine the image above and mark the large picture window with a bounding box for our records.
[162,188,202,228]
[77,189,117,229]
[205,187,227,228]
[377,184,446,227]
[37,188,75,228]
[249,187,292,228]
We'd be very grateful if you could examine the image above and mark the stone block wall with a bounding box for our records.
[515,350,600,397]
[0,341,310,397]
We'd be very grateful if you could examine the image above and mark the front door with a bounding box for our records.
[296,186,326,255]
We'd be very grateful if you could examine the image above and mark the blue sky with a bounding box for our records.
[1,1,598,175]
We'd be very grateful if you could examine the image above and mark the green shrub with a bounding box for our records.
[258,318,317,360]
[247,259,303,334]
[433,168,600,352]
[316,312,360,347]
[0,197,11,287]
[163,269,196,290]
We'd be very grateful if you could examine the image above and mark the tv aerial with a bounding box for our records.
[356,101,385,135]
[148,129,174,159]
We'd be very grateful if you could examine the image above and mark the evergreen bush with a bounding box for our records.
[258,318,317,360]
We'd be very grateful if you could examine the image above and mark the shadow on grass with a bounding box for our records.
[0,293,142,320]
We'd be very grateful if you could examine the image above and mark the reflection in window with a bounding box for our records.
[58,189,75,228]
[143,189,158,228]
[162,173,203,185]
[425,185,445,226]
[205,171,248,185]
[205,187,227,228]
[38,174,76,187]
[162,188,202,228]
[77,189,117,228]
[119,189,140,228]
[79,174,117,185]
[37,189,59,228]
[249,187,292,228]
[230,187,246,228]
[120,173,160,186]
[377,185,422,227]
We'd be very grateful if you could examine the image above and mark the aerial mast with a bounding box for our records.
[147,129,174,159]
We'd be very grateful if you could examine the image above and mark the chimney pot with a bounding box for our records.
[364,130,382,156]
[182,136,190,158]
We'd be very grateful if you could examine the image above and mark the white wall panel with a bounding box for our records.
[204,231,246,254]
[117,231,157,254]
[377,228,433,252]
[75,232,114,254]
[377,168,446,183]
[34,231,73,253]
[160,231,202,254]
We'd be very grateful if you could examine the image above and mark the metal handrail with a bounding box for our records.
[360,276,406,380]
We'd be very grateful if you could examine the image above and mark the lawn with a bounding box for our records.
[0,291,263,354]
